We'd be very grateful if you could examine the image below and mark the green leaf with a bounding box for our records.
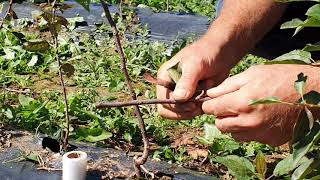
[4,108,13,119]
[3,47,16,60]
[28,55,38,67]
[303,43,320,52]
[18,95,34,107]
[280,18,304,29]
[273,155,310,177]
[292,121,320,168]
[213,155,256,180]
[75,0,91,11]
[85,130,112,142]
[302,91,320,105]
[281,16,320,36]
[292,157,320,180]
[124,132,132,142]
[77,127,112,143]
[202,123,229,142]
[265,50,313,65]
[167,62,182,84]
[304,107,315,130]
[255,151,267,178]
[306,4,320,20]
[0,4,3,13]
[67,16,86,30]
[23,40,50,53]
[295,73,307,99]
[208,138,240,154]
[25,153,39,163]
[273,155,294,177]
[250,97,282,105]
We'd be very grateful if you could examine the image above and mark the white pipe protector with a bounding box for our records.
[63,151,87,180]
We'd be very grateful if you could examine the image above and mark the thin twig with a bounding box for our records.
[0,0,14,29]
[4,88,30,94]
[37,167,62,171]
[140,165,155,179]
[96,97,211,108]
[100,0,149,177]
[49,0,71,150]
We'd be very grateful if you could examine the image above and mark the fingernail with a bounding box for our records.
[173,88,187,100]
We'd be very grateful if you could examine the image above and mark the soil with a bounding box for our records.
[0,127,214,180]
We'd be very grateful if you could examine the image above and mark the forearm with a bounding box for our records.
[203,0,287,65]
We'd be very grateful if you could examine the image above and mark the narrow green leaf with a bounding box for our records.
[280,18,304,29]
[250,97,282,105]
[265,50,313,65]
[255,151,267,178]
[303,43,320,52]
[304,107,314,130]
[0,4,4,13]
[292,158,320,180]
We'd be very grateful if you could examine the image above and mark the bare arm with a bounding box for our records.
[204,0,288,67]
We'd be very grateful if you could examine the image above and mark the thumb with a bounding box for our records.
[207,73,247,98]
[173,63,203,101]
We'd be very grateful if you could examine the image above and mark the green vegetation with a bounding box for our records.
[105,0,218,18]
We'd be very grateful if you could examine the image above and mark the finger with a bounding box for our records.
[232,125,291,147]
[202,90,252,117]
[157,87,197,113]
[214,114,259,133]
[172,59,205,101]
[157,104,203,120]
[207,73,248,98]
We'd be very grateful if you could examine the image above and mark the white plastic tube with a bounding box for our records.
[63,151,87,180]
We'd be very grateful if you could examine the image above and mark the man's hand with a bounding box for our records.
[202,64,320,146]
[156,0,287,120]
[156,37,234,120]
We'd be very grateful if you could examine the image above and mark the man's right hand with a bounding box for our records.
[156,36,236,120]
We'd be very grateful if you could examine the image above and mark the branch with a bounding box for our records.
[49,0,71,150]
[0,0,14,29]
[96,97,211,108]
[100,0,149,177]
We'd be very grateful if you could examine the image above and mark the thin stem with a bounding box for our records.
[0,0,14,28]
[50,0,71,150]
[100,0,149,177]
[96,97,211,108]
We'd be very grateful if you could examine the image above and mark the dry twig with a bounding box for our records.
[100,0,149,177]
[96,97,211,108]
